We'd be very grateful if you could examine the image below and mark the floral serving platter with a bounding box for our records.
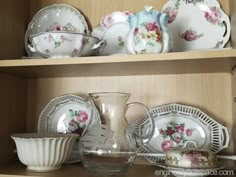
[38,94,99,163]
[161,0,230,52]
[25,4,89,57]
[92,11,132,55]
[130,103,229,165]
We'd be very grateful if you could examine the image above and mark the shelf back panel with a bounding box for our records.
[0,75,27,164]
[0,0,29,59]
[29,0,230,28]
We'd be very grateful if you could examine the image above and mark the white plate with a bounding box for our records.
[92,11,132,55]
[131,103,229,165]
[38,94,99,163]
[99,22,130,55]
[161,0,230,52]
[25,4,89,57]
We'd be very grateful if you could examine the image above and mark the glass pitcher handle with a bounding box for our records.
[124,102,155,148]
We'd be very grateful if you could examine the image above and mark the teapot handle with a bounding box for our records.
[124,102,155,148]
[161,30,170,53]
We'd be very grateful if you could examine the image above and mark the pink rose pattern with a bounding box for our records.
[101,15,113,28]
[162,7,178,24]
[68,109,89,135]
[161,140,174,152]
[133,22,162,50]
[100,12,132,28]
[204,6,223,26]
[167,150,217,167]
[44,34,72,48]
[160,122,194,151]
[185,151,204,167]
[186,128,192,136]
[179,29,204,41]
[162,0,180,24]
[46,23,78,32]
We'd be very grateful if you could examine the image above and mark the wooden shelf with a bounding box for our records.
[0,163,235,177]
[0,49,236,78]
[0,163,161,177]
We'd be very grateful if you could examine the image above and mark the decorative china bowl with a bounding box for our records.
[25,4,89,57]
[11,133,78,172]
[28,31,104,58]
[165,141,218,169]
[28,31,85,58]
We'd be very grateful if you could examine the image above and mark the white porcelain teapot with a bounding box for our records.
[126,6,170,54]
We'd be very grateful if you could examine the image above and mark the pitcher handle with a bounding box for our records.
[124,102,155,148]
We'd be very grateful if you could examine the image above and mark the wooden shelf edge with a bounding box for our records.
[0,163,158,177]
[0,49,235,67]
[0,49,235,78]
[0,162,235,177]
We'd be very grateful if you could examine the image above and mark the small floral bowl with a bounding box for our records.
[28,31,85,58]
[12,133,78,172]
[165,141,218,169]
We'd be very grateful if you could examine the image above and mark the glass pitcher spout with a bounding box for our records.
[89,92,130,127]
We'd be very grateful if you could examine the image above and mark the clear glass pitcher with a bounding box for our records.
[79,92,154,176]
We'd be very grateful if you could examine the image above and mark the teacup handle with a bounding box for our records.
[90,40,106,50]
[27,44,37,53]
[124,102,154,148]
[183,141,198,149]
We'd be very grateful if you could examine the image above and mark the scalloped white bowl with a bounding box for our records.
[11,133,78,172]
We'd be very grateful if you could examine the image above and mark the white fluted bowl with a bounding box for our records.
[11,133,78,172]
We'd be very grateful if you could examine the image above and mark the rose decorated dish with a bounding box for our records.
[165,141,219,169]
[92,11,132,55]
[28,31,103,58]
[161,0,230,52]
[28,32,84,58]
[38,94,99,163]
[130,103,229,165]
[25,4,89,57]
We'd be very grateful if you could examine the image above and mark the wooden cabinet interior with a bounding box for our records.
[0,0,236,173]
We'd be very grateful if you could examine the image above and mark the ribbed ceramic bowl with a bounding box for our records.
[11,133,78,172]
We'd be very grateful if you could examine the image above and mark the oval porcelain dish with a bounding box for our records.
[130,103,229,166]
